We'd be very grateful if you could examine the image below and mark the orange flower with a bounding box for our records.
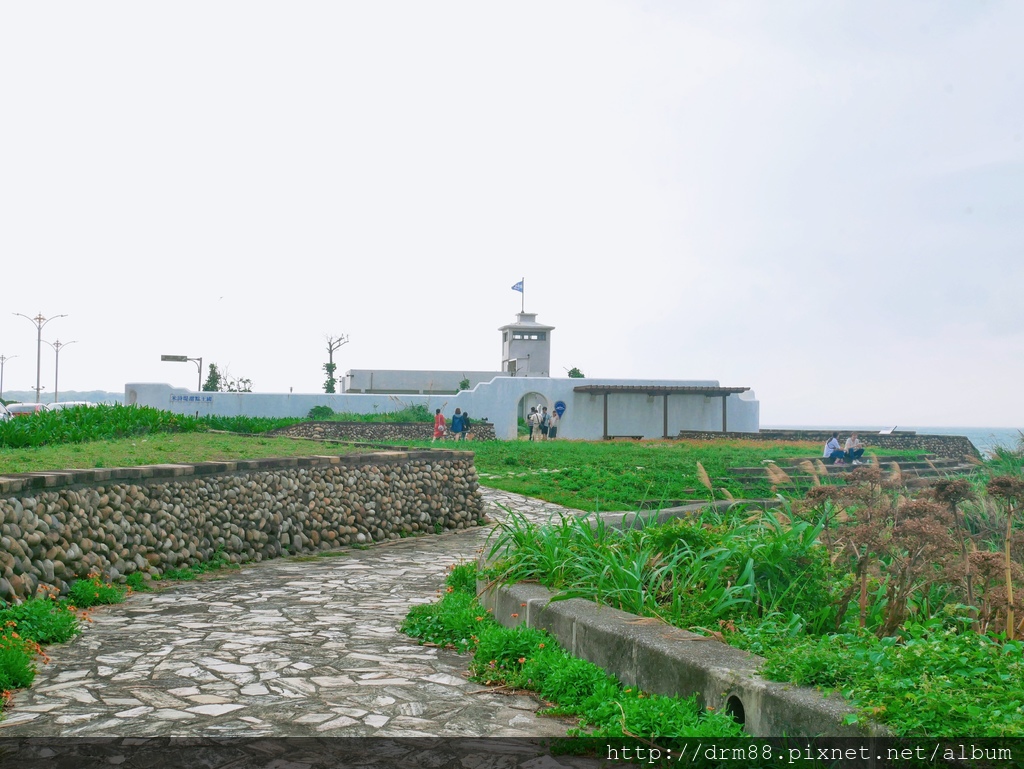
[510,613,519,618]
[518,657,526,664]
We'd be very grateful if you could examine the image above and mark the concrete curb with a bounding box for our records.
[477,580,885,737]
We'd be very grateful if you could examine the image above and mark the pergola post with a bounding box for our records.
[721,395,728,432]
[603,392,609,440]
[663,394,669,439]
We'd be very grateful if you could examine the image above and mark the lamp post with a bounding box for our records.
[0,354,16,401]
[160,355,203,390]
[13,312,67,403]
[44,340,78,404]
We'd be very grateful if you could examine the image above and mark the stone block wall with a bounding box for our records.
[675,429,980,459]
[0,451,482,603]
[269,421,496,443]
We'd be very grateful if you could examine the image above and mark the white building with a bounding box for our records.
[127,311,759,440]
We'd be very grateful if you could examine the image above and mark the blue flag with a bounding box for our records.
[511,280,524,292]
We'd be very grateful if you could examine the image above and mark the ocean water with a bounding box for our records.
[764,426,1023,456]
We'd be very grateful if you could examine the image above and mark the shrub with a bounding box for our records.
[307,405,335,420]
[0,634,36,691]
[67,574,126,608]
[0,599,79,645]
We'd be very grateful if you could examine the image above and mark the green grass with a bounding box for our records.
[309,404,434,423]
[66,574,127,607]
[463,439,927,507]
[400,564,744,739]
[763,624,1024,736]
[156,549,239,581]
[486,503,842,635]
[0,599,79,645]
[483,495,1024,737]
[0,432,375,474]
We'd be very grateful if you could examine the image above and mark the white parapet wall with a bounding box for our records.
[126,377,759,440]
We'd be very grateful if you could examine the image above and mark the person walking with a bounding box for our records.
[432,409,447,443]
[450,408,465,442]
[540,407,550,440]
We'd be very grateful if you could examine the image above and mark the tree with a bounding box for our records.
[224,374,253,392]
[458,377,471,391]
[324,334,349,394]
[202,363,222,392]
[202,363,252,393]
[567,367,585,378]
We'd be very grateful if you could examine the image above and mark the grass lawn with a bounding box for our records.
[1,432,933,509]
[463,438,932,509]
[0,433,376,474]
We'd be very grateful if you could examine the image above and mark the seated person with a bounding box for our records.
[844,433,865,464]
[823,432,846,464]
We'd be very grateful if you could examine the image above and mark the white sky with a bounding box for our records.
[2,1,1021,427]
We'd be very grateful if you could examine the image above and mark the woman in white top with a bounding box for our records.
[823,433,846,464]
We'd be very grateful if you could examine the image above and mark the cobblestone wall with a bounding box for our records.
[269,421,496,443]
[0,451,482,602]
[675,429,980,459]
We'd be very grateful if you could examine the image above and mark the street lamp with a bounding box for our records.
[44,340,78,404]
[13,312,67,403]
[160,355,203,390]
[0,354,16,401]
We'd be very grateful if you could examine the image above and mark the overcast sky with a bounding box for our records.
[2,1,1021,427]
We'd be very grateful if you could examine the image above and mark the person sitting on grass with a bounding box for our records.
[823,432,846,464]
[844,432,865,464]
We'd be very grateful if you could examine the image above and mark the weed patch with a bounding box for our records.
[66,574,126,608]
[400,564,743,739]
[156,550,239,581]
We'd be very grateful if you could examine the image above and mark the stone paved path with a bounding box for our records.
[0,488,584,738]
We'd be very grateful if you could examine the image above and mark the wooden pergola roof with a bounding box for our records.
[572,385,749,396]
[572,385,751,438]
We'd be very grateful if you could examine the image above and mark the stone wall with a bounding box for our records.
[676,429,980,459]
[269,421,496,443]
[0,451,482,602]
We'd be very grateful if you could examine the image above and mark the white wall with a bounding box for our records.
[342,369,505,393]
[126,377,759,440]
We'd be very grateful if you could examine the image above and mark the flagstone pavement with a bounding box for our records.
[0,488,587,738]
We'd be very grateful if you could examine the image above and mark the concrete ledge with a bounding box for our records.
[0,450,475,491]
[477,578,885,738]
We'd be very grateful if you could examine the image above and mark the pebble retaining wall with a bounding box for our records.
[270,421,496,443]
[676,429,980,459]
[0,451,482,603]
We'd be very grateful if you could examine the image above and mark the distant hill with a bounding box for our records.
[1,390,124,406]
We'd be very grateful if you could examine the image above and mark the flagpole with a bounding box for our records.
[521,277,524,313]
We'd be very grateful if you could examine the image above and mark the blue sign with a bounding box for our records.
[554,400,566,417]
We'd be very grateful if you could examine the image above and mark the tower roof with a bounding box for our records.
[498,312,554,332]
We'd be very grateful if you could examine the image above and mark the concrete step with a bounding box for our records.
[731,465,976,487]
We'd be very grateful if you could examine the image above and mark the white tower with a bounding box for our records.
[499,312,554,377]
